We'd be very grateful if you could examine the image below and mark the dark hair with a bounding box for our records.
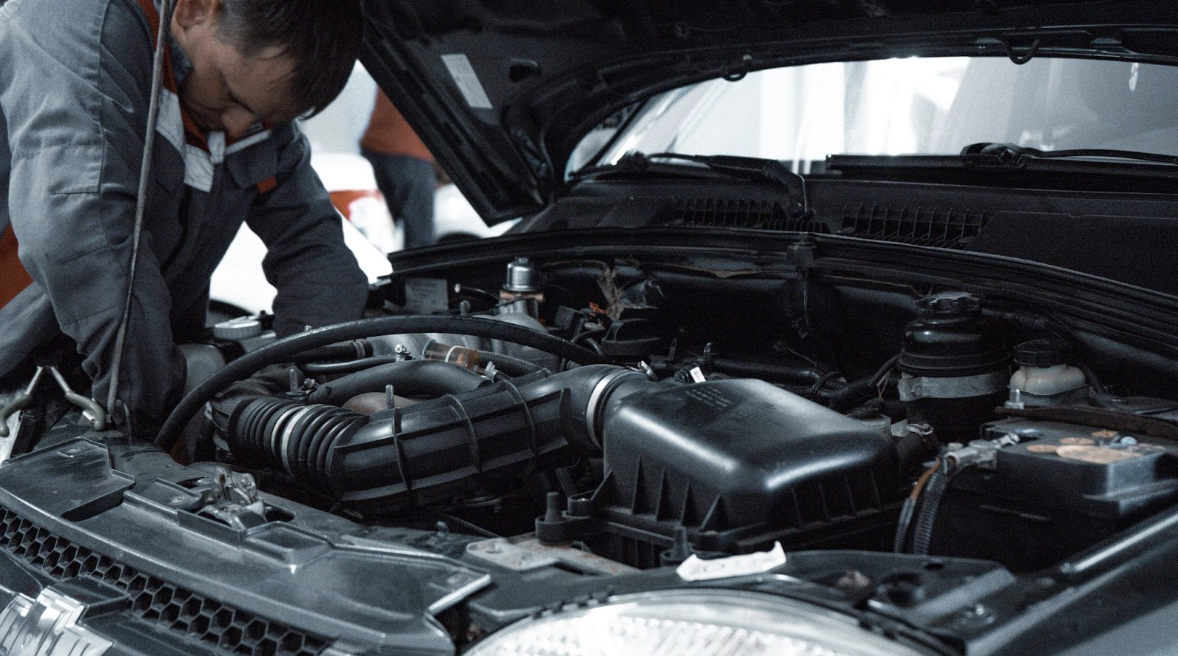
[216,0,364,118]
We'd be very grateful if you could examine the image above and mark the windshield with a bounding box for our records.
[583,57,1178,172]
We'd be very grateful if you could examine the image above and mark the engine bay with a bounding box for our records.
[187,244,1178,576]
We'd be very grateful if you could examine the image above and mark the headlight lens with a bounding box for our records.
[464,589,932,656]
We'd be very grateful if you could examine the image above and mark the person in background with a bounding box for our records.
[360,90,439,250]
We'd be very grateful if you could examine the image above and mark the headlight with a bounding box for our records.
[464,589,933,656]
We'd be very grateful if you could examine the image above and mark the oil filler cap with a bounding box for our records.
[213,317,263,341]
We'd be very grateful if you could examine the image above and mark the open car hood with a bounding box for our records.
[358,0,1178,224]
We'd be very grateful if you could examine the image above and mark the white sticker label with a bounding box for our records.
[676,542,787,581]
[442,54,493,109]
[404,278,450,314]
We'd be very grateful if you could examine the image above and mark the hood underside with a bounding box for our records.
[358,0,1178,222]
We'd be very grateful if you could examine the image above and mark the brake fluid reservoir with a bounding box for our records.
[1008,339,1088,406]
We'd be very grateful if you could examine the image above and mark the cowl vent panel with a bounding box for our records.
[839,203,986,248]
[674,198,830,233]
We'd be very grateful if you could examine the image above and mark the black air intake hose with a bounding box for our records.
[156,315,608,452]
[226,365,650,509]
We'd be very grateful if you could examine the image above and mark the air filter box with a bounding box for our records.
[558,379,899,564]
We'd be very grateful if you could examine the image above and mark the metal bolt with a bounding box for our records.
[960,603,993,622]
[836,569,872,590]
[637,361,657,381]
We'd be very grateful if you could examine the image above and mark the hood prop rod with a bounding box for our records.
[105,0,175,427]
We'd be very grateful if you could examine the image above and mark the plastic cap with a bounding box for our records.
[917,291,980,315]
[1014,338,1071,367]
[213,317,262,341]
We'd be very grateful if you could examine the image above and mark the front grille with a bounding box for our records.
[0,508,329,656]
[839,203,986,248]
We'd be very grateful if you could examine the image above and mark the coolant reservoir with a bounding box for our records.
[1009,339,1087,405]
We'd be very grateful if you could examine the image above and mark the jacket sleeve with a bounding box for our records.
[0,0,186,430]
[245,125,369,338]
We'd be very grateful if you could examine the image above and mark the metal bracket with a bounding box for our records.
[47,367,106,432]
[193,467,267,531]
[0,366,106,438]
[0,367,46,438]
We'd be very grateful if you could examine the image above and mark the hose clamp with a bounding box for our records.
[585,369,644,451]
[277,405,313,476]
[898,370,1007,401]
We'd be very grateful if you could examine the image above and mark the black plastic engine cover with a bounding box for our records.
[597,379,898,533]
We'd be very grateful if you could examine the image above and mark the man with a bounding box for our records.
[360,90,438,250]
[0,0,369,438]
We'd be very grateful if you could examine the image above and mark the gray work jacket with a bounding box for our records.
[0,0,368,429]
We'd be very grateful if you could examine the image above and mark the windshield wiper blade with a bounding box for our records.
[575,151,809,219]
[962,142,1178,167]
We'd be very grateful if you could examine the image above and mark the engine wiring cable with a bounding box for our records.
[909,467,953,556]
[155,315,608,452]
[777,374,900,412]
[807,371,843,395]
[474,350,545,377]
[570,327,607,345]
[451,284,500,305]
[893,460,941,553]
[434,512,501,539]
[302,356,405,376]
[294,340,374,363]
[106,0,175,426]
[303,349,544,379]
[871,354,901,389]
[560,326,606,371]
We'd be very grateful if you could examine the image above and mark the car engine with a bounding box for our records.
[190,251,1178,576]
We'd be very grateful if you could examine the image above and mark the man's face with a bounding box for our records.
[171,0,300,139]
